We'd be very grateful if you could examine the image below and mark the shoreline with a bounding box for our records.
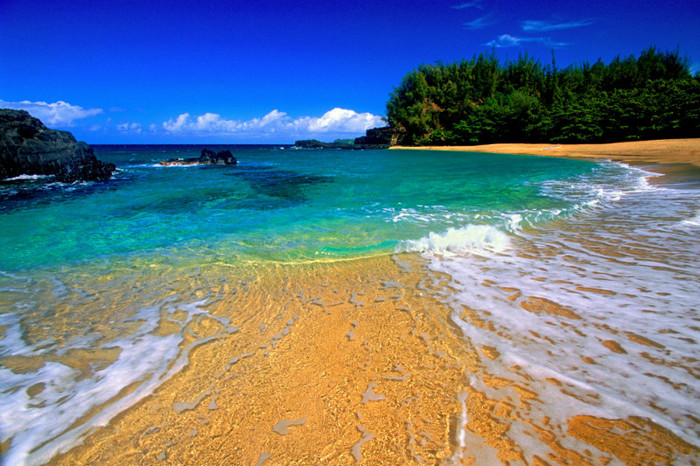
[390,138,700,167]
[7,144,696,464]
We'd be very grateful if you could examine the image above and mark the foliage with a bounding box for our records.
[386,47,699,145]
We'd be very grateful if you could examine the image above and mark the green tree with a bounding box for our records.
[386,47,699,145]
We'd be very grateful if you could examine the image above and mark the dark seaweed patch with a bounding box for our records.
[0,175,128,213]
[228,167,333,207]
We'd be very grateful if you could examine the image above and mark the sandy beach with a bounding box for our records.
[52,254,698,465]
[391,138,700,167]
[54,257,476,464]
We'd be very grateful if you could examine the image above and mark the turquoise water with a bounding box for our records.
[1,146,597,270]
[1,146,699,463]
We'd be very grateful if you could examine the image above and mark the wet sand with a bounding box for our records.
[51,254,697,464]
[53,256,471,464]
[391,138,700,167]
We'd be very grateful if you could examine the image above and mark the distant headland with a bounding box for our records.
[0,109,115,182]
[295,127,403,150]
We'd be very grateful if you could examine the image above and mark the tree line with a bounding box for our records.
[385,47,699,145]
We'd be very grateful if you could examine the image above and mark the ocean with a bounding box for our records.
[1,145,698,463]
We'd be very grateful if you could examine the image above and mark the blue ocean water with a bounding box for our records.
[1,145,699,463]
[1,145,598,270]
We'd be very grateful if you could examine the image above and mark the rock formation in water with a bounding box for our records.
[159,149,238,166]
[0,108,116,182]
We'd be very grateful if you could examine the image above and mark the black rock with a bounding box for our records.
[200,149,237,165]
[160,149,238,166]
[0,109,115,182]
[354,126,404,146]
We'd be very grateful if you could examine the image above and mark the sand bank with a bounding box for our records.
[391,138,700,167]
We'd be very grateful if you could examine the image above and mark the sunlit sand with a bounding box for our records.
[392,138,700,167]
[53,253,698,464]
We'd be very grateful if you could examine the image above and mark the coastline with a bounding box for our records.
[5,145,697,464]
[390,138,700,167]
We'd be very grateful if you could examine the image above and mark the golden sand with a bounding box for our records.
[50,254,697,464]
[53,256,471,464]
[391,138,700,167]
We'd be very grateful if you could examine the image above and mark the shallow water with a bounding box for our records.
[433,173,700,460]
[0,145,698,463]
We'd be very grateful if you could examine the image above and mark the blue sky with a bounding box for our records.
[1,0,698,143]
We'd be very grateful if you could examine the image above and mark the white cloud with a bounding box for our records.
[293,108,383,133]
[116,122,143,134]
[453,1,484,9]
[0,99,103,126]
[486,34,521,47]
[522,19,594,32]
[162,113,192,132]
[485,34,567,48]
[162,108,385,139]
[463,14,496,30]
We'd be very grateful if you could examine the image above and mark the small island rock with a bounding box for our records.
[160,149,238,166]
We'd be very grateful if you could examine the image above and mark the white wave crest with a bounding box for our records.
[399,224,510,256]
[680,210,700,227]
[5,174,52,181]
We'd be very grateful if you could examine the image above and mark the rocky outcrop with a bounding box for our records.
[160,149,238,166]
[0,109,115,182]
[294,127,406,150]
[294,137,390,150]
[354,126,405,146]
[294,139,360,150]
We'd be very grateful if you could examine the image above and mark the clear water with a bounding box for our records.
[1,145,698,463]
[435,170,700,460]
[0,145,598,269]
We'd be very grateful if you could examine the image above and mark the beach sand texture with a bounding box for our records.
[53,254,698,464]
[392,138,700,167]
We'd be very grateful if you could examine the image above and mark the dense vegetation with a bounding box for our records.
[386,47,700,145]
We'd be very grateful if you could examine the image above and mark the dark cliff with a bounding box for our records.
[354,126,406,146]
[0,109,115,182]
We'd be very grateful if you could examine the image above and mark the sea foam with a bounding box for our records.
[5,174,53,181]
[423,165,700,450]
[399,224,510,256]
[0,290,238,465]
